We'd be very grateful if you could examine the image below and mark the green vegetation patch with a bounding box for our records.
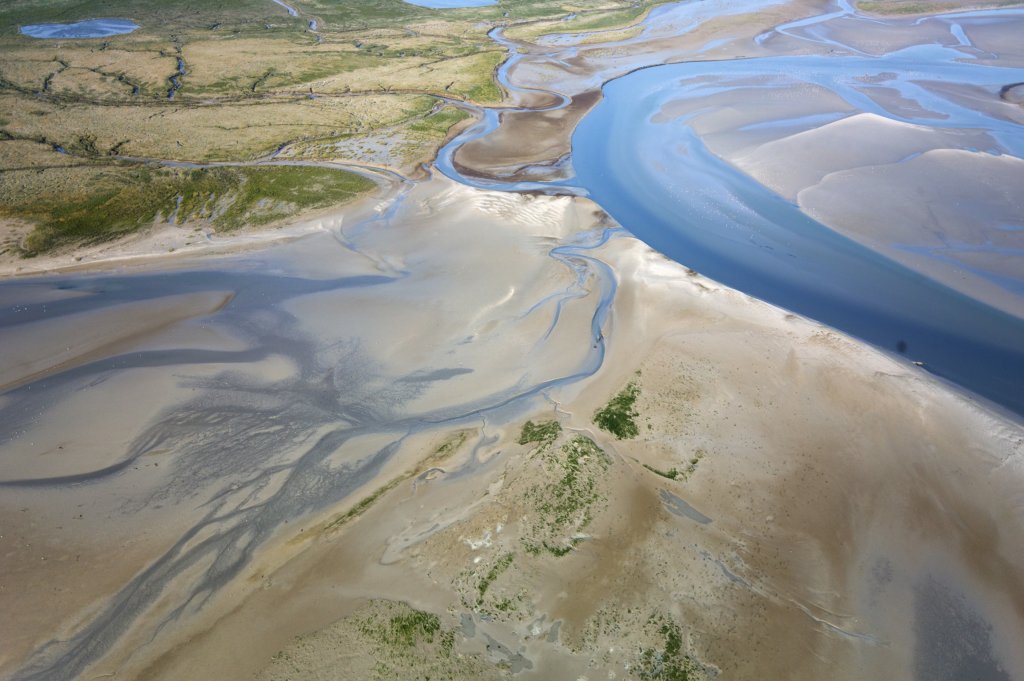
[380,609,443,648]
[476,552,514,605]
[594,373,641,439]
[408,106,470,139]
[518,419,561,448]
[258,600,496,681]
[324,475,405,533]
[0,164,374,254]
[451,50,504,104]
[455,549,525,619]
[642,449,705,482]
[523,435,609,557]
[318,430,468,537]
[637,615,703,681]
[643,464,680,480]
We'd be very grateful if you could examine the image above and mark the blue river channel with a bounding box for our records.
[569,42,1024,413]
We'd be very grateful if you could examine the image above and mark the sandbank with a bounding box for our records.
[2,1,1023,679]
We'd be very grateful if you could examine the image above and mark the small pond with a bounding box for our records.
[20,18,139,39]
[401,0,496,8]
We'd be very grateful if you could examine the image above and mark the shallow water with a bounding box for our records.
[4,2,1024,678]
[402,0,496,7]
[568,44,1024,413]
[438,4,1024,414]
[19,19,139,39]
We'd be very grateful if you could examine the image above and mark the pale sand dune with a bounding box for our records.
[667,81,857,155]
[733,112,996,199]
[798,149,1024,316]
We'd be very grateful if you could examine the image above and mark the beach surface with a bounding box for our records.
[1,0,1023,680]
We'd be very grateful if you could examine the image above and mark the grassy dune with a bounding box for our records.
[0,164,375,255]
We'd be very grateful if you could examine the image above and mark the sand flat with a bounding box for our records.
[798,148,1024,315]
[83,209,1024,681]
[734,112,998,198]
[2,0,1023,679]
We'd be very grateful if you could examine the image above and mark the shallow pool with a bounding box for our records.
[20,18,139,39]
[402,0,496,7]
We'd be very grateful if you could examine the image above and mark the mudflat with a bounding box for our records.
[1,0,1022,680]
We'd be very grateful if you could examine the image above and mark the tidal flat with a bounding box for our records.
[1,0,1023,680]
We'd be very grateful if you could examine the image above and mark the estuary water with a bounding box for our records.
[569,42,1024,413]
[435,3,1024,414]
[3,2,1024,679]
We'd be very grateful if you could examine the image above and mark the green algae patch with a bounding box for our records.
[643,449,705,482]
[258,600,496,681]
[637,615,703,680]
[643,464,680,480]
[594,374,641,439]
[476,551,514,605]
[518,419,561,448]
[522,435,609,557]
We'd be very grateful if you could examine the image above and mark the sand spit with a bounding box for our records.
[732,112,998,199]
[3,177,1020,681]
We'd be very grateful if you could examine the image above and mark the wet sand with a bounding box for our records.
[2,174,1022,681]
[2,0,1023,680]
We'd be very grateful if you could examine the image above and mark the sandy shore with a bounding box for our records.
[2,174,1022,681]
[2,1,1023,680]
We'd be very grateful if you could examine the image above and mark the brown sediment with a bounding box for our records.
[453,90,601,181]
[1000,81,1024,104]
